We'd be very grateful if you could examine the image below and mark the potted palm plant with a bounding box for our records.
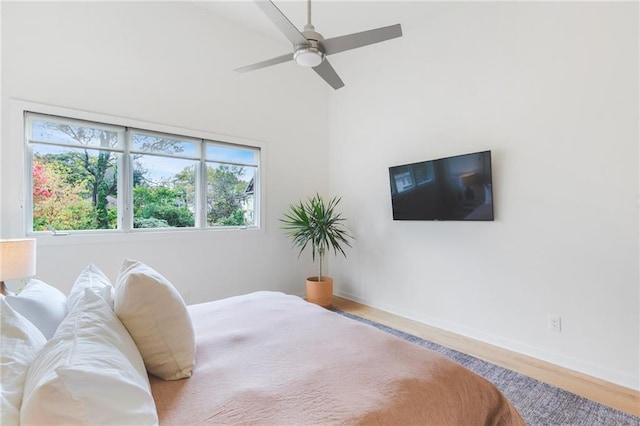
[281,194,354,307]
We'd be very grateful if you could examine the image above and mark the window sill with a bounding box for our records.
[31,226,264,247]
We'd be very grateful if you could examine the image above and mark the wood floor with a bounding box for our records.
[332,296,640,418]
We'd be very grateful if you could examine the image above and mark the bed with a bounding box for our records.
[150,291,524,425]
[3,261,524,425]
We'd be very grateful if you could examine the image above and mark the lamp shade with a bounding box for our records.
[0,239,36,281]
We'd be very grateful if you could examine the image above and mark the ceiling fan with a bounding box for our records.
[235,0,403,90]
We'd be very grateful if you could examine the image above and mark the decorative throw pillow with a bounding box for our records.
[5,279,67,339]
[115,259,195,380]
[1,297,47,426]
[20,289,158,426]
[67,263,114,312]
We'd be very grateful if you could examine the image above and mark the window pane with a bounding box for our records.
[31,118,119,149]
[414,162,434,185]
[392,166,414,194]
[32,144,118,231]
[131,133,198,158]
[132,154,196,228]
[206,163,256,227]
[206,143,258,166]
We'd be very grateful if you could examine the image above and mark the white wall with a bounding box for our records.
[1,2,330,301]
[2,0,638,392]
[328,2,639,389]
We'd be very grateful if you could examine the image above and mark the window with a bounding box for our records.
[390,161,435,196]
[130,130,199,229]
[204,143,258,227]
[26,112,260,233]
[392,168,415,194]
[413,162,434,185]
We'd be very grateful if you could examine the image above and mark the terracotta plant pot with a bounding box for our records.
[306,276,334,308]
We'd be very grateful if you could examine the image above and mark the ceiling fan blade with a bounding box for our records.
[321,23,402,56]
[312,59,345,90]
[255,0,309,47]
[234,53,294,73]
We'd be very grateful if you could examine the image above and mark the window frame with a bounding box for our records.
[18,102,265,241]
[127,128,204,230]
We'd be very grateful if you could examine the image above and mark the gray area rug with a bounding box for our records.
[333,310,640,426]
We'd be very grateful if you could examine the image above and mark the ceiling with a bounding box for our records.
[191,1,407,89]
[192,1,405,48]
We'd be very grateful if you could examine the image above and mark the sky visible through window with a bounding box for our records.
[32,120,258,184]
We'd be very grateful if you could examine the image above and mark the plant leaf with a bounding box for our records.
[280,194,354,275]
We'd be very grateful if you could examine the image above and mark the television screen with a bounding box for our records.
[389,150,494,221]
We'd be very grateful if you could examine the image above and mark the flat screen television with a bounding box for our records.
[389,150,494,221]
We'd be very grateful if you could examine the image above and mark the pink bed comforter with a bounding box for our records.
[150,291,524,425]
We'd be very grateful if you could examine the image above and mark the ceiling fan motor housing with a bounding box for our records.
[294,26,326,67]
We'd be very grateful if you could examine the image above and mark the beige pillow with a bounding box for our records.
[20,289,157,425]
[1,298,47,425]
[115,259,195,380]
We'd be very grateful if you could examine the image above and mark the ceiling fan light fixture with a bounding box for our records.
[294,47,325,67]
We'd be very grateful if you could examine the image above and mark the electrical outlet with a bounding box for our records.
[548,314,562,332]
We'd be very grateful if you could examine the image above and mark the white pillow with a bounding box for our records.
[1,298,47,426]
[20,289,158,426]
[115,259,195,380]
[68,263,114,312]
[5,279,67,339]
